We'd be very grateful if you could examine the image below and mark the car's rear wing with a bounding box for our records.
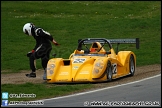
[78,38,139,49]
[108,38,139,49]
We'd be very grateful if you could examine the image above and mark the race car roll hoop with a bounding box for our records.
[78,38,139,54]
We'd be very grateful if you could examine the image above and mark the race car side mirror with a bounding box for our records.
[78,39,82,43]
[106,51,111,54]
[52,53,57,58]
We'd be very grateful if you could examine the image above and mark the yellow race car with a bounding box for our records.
[46,38,139,83]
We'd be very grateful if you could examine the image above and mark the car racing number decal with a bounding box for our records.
[112,63,117,74]
[73,58,86,63]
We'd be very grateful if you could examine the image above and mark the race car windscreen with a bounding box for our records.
[76,39,111,56]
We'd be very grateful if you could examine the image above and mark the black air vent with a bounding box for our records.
[63,60,70,65]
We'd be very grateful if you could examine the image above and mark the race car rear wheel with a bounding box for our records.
[129,54,135,76]
[106,61,112,81]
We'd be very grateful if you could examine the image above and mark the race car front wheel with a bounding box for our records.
[129,54,135,76]
[106,61,112,81]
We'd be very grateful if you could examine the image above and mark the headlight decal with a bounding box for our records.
[47,64,55,75]
[95,62,100,67]
[51,64,55,68]
[93,68,99,75]
[93,60,104,75]
[50,70,53,74]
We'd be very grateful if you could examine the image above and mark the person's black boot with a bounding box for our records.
[25,72,36,78]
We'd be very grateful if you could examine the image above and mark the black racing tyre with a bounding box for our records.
[129,54,135,76]
[106,61,113,81]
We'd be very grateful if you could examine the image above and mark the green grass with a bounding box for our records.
[2,82,93,101]
[1,1,161,101]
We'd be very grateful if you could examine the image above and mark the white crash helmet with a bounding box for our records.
[23,23,34,36]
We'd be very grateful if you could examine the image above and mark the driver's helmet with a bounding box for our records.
[23,23,34,36]
[90,42,98,52]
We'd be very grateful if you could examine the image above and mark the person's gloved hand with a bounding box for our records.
[54,43,60,46]
[27,50,34,57]
[52,39,60,46]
